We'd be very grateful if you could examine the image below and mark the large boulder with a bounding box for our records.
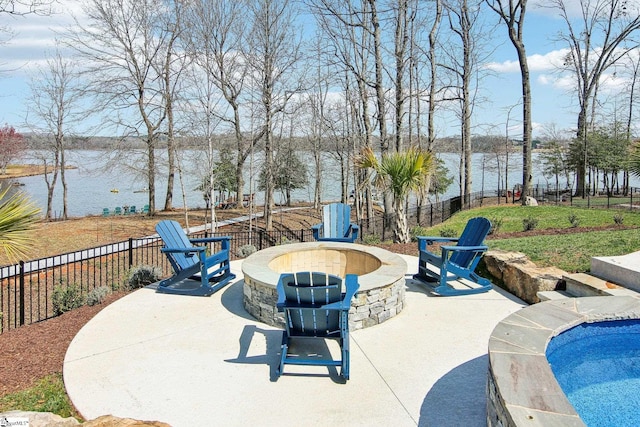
[82,415,171,426]
[482,249,566,304]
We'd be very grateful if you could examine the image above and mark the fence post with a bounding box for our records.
[128,238,134,267]
[19,260,25,327]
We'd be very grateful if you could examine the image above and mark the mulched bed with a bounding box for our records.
[0,292,126,396]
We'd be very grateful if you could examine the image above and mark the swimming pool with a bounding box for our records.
[546,319,640,427]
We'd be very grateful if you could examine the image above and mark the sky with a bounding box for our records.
[0,0,636,140]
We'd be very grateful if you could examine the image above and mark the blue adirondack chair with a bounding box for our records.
[102,208,110,217]
[114,206,122,215]
[276,272,359,381]
[155,220,236,296]
[311,203,359,243]
[413,217,493,296]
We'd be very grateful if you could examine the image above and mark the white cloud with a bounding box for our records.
[485,49,570,73]
[0,1,88,75]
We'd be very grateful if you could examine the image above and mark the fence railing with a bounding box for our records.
[0,189,510,334]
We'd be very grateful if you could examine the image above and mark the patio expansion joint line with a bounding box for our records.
[351,335,419,426]
[65,321,227,363]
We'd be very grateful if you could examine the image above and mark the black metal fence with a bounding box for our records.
[0,189,497,334]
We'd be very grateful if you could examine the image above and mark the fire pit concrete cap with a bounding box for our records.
[241,242,407,292]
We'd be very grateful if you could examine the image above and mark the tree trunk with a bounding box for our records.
[393,199,410,243]
[164,102,175,210]
[60,143,68,220]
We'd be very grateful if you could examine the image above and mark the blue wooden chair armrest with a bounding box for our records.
[441,244,488,253]
[348,225,360,241]
[343,274,359,304]
[190,236,232,244]
[161,246,206,256]
[417,236,459,251]
[311,223,322,240]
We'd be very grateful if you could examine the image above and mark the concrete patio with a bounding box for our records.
[63,255,526,427]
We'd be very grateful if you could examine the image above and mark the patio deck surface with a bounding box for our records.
[63,255,526,427]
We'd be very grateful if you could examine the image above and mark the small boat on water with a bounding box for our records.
[110,188,119,193]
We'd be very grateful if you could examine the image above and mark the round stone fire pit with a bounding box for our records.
[241,242,407,330]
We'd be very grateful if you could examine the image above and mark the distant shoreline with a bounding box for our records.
[0,164,77,180]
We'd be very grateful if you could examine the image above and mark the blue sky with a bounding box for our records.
[0,0,634,140]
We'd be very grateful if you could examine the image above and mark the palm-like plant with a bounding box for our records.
[0,186,40,262]
[357,146,435,243]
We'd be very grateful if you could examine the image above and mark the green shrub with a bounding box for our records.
[522,216,538,231]
[439,227,457,238]
[410,226,429,240]
[362,234,382,244]
[614,213,625,225]
[278,236,293,245]
[86,286,112,306]
[236,244,257,258]
[52,283,84,315]
[568,214,580,228]
[127,265,162,290]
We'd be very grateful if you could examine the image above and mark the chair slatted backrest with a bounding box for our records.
[323,203,351,239]
[156,220,198,272]
[449,217,492,268]
[281,272,343,337]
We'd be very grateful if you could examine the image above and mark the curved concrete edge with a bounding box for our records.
[487,295,640,426]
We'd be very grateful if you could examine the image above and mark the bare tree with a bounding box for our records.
[441,0,489,207]
[66,0,173,215]
[246,0,303,230]
[157,0,187,211]
[310,0,385,222]
[426,0,443,151]
[485,0,532,205]
[182,0,255,210]
[303,37,334,209]
[0,0,55,15]
[27,50,84,220]
[549,0,640,197]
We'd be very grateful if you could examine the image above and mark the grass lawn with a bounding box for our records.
[0,374,78,420]
[413,204,640,273]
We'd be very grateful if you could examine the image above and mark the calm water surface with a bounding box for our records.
[6,150,574,217]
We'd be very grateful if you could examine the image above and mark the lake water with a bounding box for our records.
[5,149,575,217]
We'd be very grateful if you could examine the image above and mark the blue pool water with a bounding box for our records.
[546,320,640,427]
